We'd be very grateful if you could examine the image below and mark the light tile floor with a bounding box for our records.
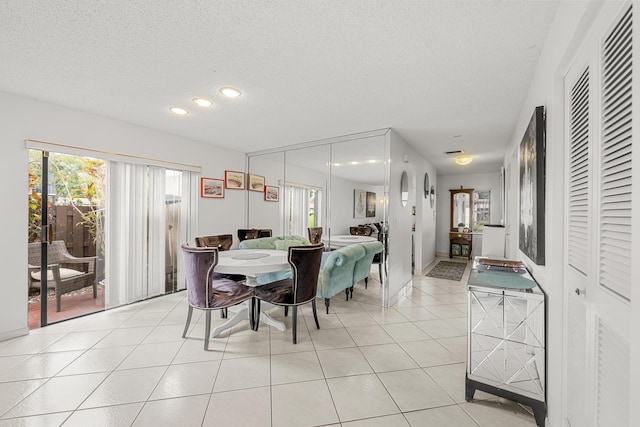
[0,258,538,426]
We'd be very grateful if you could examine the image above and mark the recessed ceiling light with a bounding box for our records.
[368,160,377,164]
[219,86,241,98]
[169,106,189,116]
[350,161,359,165]
[455,155,473,166]
[192,97,212,107]
[332,162,341,167]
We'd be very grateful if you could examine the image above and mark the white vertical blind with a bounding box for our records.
[105,162,149,306]
[176,171,199,291]
[147,166,167,299]
[568,67,591,275]
[600,5,633,301]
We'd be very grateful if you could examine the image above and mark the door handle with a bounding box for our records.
[575,288,586,296]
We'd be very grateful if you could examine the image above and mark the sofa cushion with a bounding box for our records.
[274,239,307,251]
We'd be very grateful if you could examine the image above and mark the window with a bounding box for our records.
[285,184,322,236]
[473,190,491,231]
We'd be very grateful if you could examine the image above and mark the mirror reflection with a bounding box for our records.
[400,171,408,207]
[449,188,474,231]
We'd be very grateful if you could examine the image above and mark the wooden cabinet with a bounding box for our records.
[449,232,472,259]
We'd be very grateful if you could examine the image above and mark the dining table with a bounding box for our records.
[211,249,291,337]
[322,234,377,249]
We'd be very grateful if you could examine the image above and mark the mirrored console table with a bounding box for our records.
[466,257,547,426]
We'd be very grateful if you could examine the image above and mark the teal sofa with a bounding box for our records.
[351,241,384,297]
[316,244,365,313]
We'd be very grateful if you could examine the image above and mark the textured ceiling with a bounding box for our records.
[0,0,558,175]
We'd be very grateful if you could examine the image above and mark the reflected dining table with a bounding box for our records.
[322,234,377,249]
[211,249,291,337]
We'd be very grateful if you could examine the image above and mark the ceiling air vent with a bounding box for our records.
[444,149,464,155]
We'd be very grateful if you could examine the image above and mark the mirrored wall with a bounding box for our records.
[246,129,390,302]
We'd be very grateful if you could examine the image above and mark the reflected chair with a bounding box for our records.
[237,229,260,241]
[181,244,255,350]
[349,226,373,236]
[369,232,388,288]
[252,243,324,343]
[257,229,272,238]
[307,227,323,245]
[195,234,245,318]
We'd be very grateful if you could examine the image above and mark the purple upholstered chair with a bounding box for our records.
[252,243,324,344]
[181,244,254,350]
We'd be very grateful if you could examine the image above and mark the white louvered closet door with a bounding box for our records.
[563,3,632,427]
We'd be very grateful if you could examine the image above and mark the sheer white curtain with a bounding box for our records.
[176,171,198,291]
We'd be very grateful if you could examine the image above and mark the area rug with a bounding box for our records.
[425,261,467,281]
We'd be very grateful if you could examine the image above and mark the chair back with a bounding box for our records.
[350,226,373,236]
[258,229,272,238]
[288,243,324,304]
[237,229,260,240]
[181,244,219,309]
[307,227,323,244]
[195,234,233,250]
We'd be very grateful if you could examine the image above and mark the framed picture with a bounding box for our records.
[200,177,224,198]
[264,185,279,202]
[519,105,546,265]
[366,191,377,217]
[225,170,245,190]
[248,174,265,192]
[354,189,366,218]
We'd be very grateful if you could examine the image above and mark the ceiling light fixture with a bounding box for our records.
[192,97,212,107]
[455,155,473,166]
[219,86,241,98]
[169,106,189,116]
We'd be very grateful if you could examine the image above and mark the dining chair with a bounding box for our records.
[181,244,255,350]
[195,234,246,318]
[349,226,373,236]
[307,227,323,244]
[252,243,324,344]
[369,232,388,288]
[237,229,260,241]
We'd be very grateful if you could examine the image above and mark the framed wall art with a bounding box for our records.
[225,170,245,190]
[354,189,366,218]
[248,174,265,192]
[200,177,224,198]
[519,105,546,265]
[264,185,279,202]
[366,191,377,217]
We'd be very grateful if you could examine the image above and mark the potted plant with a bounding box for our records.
[458,222,465,232]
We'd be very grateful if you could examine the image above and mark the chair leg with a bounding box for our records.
[204,310,212,350]
[253,299,261,331]
[220,308,228,319]
[292,306,297,344]
[284,306,289,317]
[365,277,368,289]
[345,288,349,301]
[56,293,61,312]
[182,305,193,338]
[349,286,354,299]
[93,283,97,299]
[312,300,320,329]
[379,263,383,283]
[325,298,330,314]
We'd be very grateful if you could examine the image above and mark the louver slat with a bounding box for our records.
[600,6,632,301]
[568,67,590,275]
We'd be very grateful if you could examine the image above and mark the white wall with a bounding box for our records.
[0,91,246,340]
[435,172,501,256]
[501,2,605,426]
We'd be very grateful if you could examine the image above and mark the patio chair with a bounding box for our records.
[27,241,97,312]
